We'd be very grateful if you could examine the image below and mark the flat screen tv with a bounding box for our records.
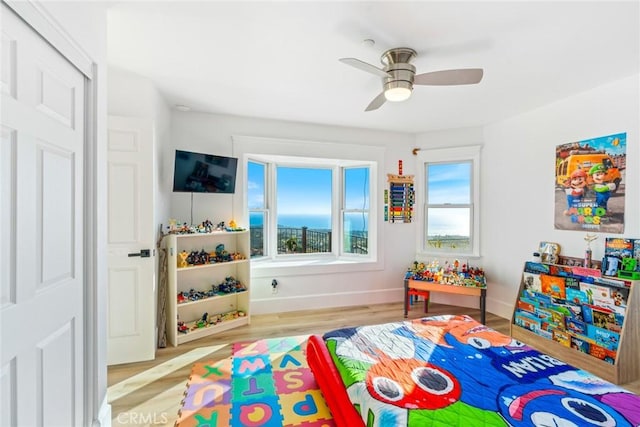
[172,149,238,193]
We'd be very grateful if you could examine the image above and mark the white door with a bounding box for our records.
[1,4,85,426]
[107,115,156,365]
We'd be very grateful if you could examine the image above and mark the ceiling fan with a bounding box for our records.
[339,47,483,111]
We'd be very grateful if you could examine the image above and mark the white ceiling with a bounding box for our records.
[107,1,639,134]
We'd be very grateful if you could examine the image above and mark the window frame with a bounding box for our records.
[248,156,373,260]
[416,145,481,257]
[232,135,384,277]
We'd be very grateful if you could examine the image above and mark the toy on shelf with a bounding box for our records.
[177,321,188,334]
[178,250,189,268]
[167,218,245,235]
[225,219,246,232]
[539,241,561,264]
[584,233,598,268]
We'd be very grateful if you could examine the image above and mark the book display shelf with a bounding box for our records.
[511,261,639,384]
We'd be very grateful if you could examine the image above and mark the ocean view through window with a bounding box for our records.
[247,159,371,258]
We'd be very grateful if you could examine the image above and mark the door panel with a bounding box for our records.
[1,5,85,425]
[107,116,155,365]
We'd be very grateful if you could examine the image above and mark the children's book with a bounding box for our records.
[583,304,618,330]
[550,296,583,320]
[566,318,587,335]
[565,288,589,305]
[564,276,581,290]
[524,262,550,275]
[579,282,614,306]
[570,334,592,354]
[589,343,616,365]
[540,274,566,298]
[552,328,571,347]
[550,309,566,330]
[522,272,542,293]
[603,238,639,276]
[586,324,620,351]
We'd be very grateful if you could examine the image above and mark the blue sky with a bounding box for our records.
[247,163,369,216]
[427,162,471,236]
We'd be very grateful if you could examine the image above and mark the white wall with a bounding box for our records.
[169,112,418,313]
[417,74,640,319]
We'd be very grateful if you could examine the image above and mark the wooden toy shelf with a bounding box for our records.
[510,263,639,384]
[163,231,251,346]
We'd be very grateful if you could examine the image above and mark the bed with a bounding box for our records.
[306,314,640,426]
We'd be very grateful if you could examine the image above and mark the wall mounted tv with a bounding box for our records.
[172,150,238,193]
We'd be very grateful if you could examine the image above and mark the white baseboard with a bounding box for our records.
[251,288,403,315]
[251,288,513,322]
[93,396,111,427]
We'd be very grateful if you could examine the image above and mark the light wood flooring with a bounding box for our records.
[107,302,640,426]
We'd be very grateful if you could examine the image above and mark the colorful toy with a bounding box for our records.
[618,258,640,280]
[177,321,188,334]
[177,250,189,268]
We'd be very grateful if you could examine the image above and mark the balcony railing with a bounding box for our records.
[249,226,367,256]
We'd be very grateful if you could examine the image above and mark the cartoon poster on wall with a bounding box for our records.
[555,132,626,233]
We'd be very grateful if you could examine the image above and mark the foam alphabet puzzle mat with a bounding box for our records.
[177,335,335,427]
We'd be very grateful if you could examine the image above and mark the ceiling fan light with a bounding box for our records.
[385,86,412,102]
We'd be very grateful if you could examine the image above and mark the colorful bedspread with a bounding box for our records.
[323,314,640,426]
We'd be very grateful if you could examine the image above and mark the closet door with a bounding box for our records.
[1,4,86,425]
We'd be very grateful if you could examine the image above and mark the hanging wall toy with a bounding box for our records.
[386,160,414,223]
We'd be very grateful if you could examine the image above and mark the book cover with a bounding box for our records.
[570,334,592,354]
[517,299,536,314]
[530,291,552,307]
[564,276,581,290]
[566,288,589,305]
[587,324,620,351]
[579,282,615,306]
[550,309,566,330]
[515,310,541,332]
[584,305,618,329]
[548,264,573,277]
[524,262,550,275]
[603,238,636,276]
[566,318,587,335]
[589,343,616,365]
[550,297,583,320]
[552,329,571,347]
[522,272,542,293]
[540,274,566,298]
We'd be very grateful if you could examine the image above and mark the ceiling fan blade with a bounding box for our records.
[365,92,387,112]
[414,68,484,86]
[339,58,391,78]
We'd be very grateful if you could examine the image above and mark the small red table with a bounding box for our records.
[404,278,486,324]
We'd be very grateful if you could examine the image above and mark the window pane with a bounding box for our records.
[426,207,470,251]
[427,162,471,204]
[249,212,265,258]
[276,167,332,254]
[247,161,265,209]
[344,167,370,210]
[343,212,368,254]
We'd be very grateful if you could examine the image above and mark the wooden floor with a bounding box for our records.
[107,302,640,426]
